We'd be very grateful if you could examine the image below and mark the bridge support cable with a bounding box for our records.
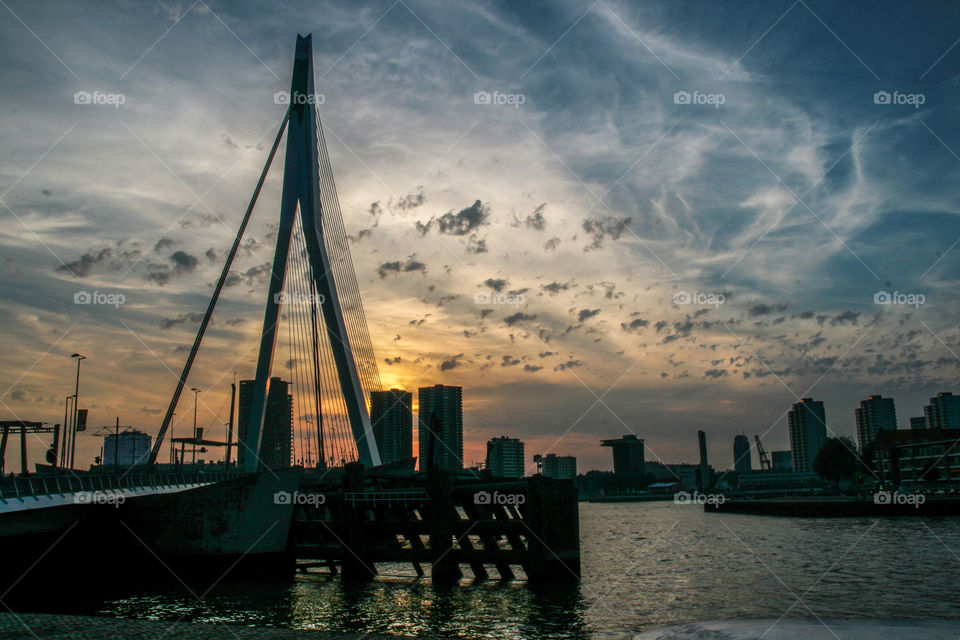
[312,108,383,402]
[148,108,291,465]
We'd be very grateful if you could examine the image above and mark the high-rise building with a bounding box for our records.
[237,377,293,470]
[855,395,897,451]
[733,434,752,472]
[923,392,960,430]
[486,436,525,479]
[910,416,927,430]
[788,398,827,473]
[418,384,463,472]
[772,450,793,470]
[697,430,710,490]
[370,389,413,465]
[601,434,645,478]
[541,453,577,479]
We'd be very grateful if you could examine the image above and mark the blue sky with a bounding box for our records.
[1,0,959,472]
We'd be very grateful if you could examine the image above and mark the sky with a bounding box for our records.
[1,0,959,474]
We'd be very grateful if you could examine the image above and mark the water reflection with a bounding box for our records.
[96,573,588,639]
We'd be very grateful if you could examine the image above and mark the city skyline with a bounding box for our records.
[2,1,960,474]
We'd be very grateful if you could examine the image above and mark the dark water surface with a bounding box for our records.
[81,503,960,639]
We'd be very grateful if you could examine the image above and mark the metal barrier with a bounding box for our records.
[0,470,252,503]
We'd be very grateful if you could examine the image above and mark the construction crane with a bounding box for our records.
[755,434,772,471]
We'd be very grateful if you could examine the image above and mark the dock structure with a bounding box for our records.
[289,466,580,584]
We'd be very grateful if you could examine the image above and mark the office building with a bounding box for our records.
[370,389,413,465]
[733,434,752,472]
[772,450,793,470]
[697,430,710,489]
[788,398,827,473]
[855,395,897,451]
[541,453,577,480]
[418,384,463,472]
[923,392,960,430]
[237,377,293,470]
[910,416,927,430]
[873,429,960,487]
[103,430,151,467]
[487,436,525,479]
[601,434,645,479]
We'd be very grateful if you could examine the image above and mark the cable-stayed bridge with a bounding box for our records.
[0,35,579,598]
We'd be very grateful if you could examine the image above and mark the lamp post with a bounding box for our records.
[69,354,86,469]
[191,387,200,465]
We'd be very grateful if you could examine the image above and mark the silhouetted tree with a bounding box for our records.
[814,437,858,494]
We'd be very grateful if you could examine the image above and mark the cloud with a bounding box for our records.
[439,353,464,371]
[504,312,536,326]
[542,281,572,295]
[582,216,631,250]
[621,317,649,333]
[747,303,790,317]
[830,310,860,326]
[395,187,426,211]
[484,278,509,292]
[417,200,490,236]
[525,203,546,230]
[378,257,427,278]
[578,308,601,322]
[554,359,584,371]
[159,312,204,329]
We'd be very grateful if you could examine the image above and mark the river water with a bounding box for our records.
[85,502,960,638]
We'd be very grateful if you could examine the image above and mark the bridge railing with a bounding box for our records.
[0,470,252,503]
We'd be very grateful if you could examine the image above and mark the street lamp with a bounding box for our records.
[191,387,200,464]
[69,354,86,469]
